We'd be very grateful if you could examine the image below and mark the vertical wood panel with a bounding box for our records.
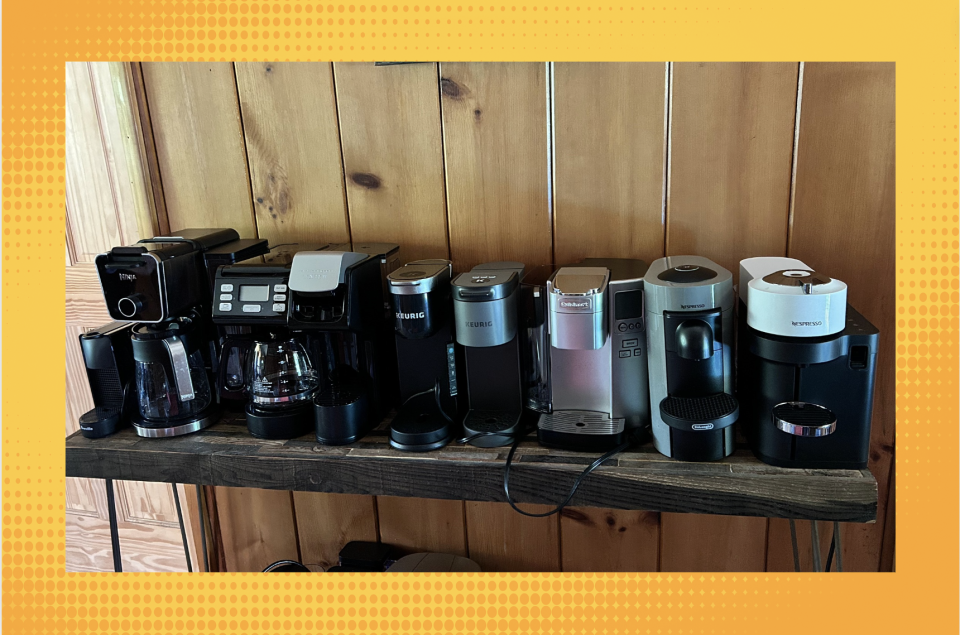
[667,62,799,277]
[377,496,467,557]
[440,62,552,270]
[787,62,895,572]
[553,62,667,265]
[141,62,256,236]
[560,508,659,572]
[465,502,559,572]
[235,62,351,245]
[660,513,767,572]
[333,62,449,263]
[214,487,300,571]
[292,492,379,570]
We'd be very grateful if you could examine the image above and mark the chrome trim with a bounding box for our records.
[133,411,219,438]
[773,401,836,437]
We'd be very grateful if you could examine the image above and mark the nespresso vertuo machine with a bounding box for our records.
[388,260,463,451]
[77,322,136,439]
[95,229,269,436]
[644,256,738,461]
[533,259,650,451]
[288,246,399,444]
[452,262,525,447]
[738,257,879,469]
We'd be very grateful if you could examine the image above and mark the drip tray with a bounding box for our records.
[659,393,739,432]
[537,410,626,451]
[462,410,522,448]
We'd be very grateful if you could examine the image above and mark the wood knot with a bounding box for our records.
[265,64,273,73]
[440,77,464,99]
[605,515,616,527]
[256,197,264,204]
[618,526,627,533]
[351,172,382,190]
[473,108,482,122]
[559,508,594,526]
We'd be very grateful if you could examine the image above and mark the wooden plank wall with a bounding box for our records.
[136,61,896,572]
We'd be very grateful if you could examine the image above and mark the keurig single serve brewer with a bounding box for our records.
[452,262,525,447]
[76,322,136,439]
[388,259,463,451]
[738,257,879,469]
[534,259,650,451]
[287,246,398,444]
[644,256,738,461]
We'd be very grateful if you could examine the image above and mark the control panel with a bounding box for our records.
[212,274,290,324]
[611,285,649,426]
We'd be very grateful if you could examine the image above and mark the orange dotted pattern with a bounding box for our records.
[2,1,959,634]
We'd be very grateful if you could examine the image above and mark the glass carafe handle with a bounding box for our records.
[163,336,196,402]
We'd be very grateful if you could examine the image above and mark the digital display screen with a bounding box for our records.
[615,290,643,320]
[239,285,270,302]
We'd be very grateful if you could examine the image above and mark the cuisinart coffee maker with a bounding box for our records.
[388,259,463,451]
[452,262,525,447]
[536,258,650,451]
[738,257,879,469]
[644,256,738,461]
[288,247,398,444]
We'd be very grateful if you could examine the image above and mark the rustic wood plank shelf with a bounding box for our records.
[65,414,877,522]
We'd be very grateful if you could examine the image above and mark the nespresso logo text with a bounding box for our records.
[396,311,426,320]
[791,320,823,327]
[560,301,589,308]
[681,303,705,309]
[119,273,137,281]
[466,321,493,328]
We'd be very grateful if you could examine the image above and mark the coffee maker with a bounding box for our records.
[644,256,738,461]
[288,247,399,444]
[452,262,525,447]
[533,258,650,451]
[95,228,269,436]
[738,257,879,469]
[76,322,136,439]
[387,260,463,451]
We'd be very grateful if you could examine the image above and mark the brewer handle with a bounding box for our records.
[163,336,196,402]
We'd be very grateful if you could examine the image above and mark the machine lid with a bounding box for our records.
[288,251,369,293]
[761,269,834,292]
[549,267,609,315]
[131,317,195,341]
[657,263,718,283]
[387,259,452,295]
[451,263,523,302]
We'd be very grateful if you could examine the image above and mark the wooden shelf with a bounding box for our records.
[66,413,877,523]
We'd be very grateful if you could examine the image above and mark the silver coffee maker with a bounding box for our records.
[644,256,739,461]
[535,259,650,450]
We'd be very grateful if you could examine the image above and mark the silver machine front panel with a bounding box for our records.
[453,295,517,348]
[550,336,613,414]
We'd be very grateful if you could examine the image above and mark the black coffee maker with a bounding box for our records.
[95,228,268,436]
[77,322,136,439]
[287,248,398,444]
[387,260,464,451]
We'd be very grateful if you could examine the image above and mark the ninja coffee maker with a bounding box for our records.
[738,257,879,469]
[288,246,399,444]
[387,260,463,451]
[532,259,651,451]
[452,262,525,447]
[76,322,136,439]
[96,228,268,437]
[644,256,738,461]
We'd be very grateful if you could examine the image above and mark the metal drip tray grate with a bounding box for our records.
[538,410,624,436]
[659,393,739,431]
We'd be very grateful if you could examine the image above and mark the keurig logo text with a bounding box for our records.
[396,311,426,320]
[466,321,493,328]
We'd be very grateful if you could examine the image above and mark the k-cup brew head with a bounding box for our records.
[451,262,524,348]
[547,267,610,350]
[387,260,453,339]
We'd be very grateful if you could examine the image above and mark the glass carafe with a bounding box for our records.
[246,337,318,409]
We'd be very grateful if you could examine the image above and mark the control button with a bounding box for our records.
[619,350,632,358]
[633,348,643,357]
[220,284,234,292]
[618,323,627,333]
[272,303,286,312]
[218,302,233,312]
[273,294,287,302]
[242,304,262,313]
[627,323,636,331]
[219,293,233,301]
[634,321,643,331]
[274,284,287,293]
[622,338,639,348]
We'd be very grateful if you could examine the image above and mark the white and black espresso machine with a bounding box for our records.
[737,257,879,469]
[644,256,739,461]
[452,262,526,447]
[387,260,465,451]
[94,228,269,437]
[523,259,651,451]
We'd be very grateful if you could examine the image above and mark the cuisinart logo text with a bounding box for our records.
[560,301,589,308]
[396,311,426,320]
[119,273,137,281]
[791,320,823,327]
[681,303,705,309]
[466,321,493,328]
